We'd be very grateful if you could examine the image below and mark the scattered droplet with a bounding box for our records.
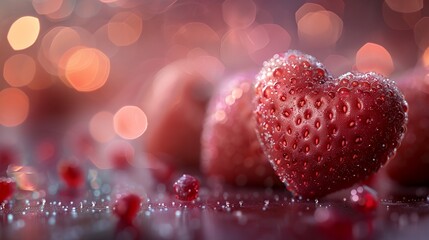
[173,174,200,201]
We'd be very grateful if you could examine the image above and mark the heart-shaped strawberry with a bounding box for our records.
[254,50,407,198]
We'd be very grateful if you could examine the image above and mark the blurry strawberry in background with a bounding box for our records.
[142,57,223,174]
[201,73,281,187]
[385,68,429,185]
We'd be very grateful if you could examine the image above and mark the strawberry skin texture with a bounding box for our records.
[386,85,429,185]
[254,50,408,198]
[202,73,281,187]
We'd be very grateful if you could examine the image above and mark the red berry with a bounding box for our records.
[254,50,408,198]
[114,194,141,223]
[173,174,199,201]
[58,161,84,188]
[386,80,429,185]
[202,73,281,187]
[349,185,378,212]
[0,177,15,203]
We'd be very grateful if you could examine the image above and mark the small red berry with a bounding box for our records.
[0,177,15,203]
[349,186,378,212]
[173,174,200,201]
[114,194,141,223]
[58,161,84,188]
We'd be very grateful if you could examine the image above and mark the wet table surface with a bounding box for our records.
[2,177,429,240]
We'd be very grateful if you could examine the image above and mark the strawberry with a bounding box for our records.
[385,74,429,185]
[201,73,281,187]
[254,50,407,198]
[143,60,214,170]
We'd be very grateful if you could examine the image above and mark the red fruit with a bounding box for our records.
[386,82,429,185]
[173,174,199,201]
[143,60,214,169]
[254,50,407,198]
[202,73,281,187]
[114,194,141,223]
[0,177,15,203]
[58,161,84,189]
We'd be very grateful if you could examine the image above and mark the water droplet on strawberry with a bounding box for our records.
[301,60,310,69]
[338,87,350,94]
[272,68,284,78]
[173,174,199,201]
[349,185,378,212]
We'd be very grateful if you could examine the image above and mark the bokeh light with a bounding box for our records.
[0,88,30,127]
[222,0,256,29]
[62,47,110,92]
[3,54,37,87]
[355,42,394,76]
[173,22,220,55]
[114,105,148,140]
[7,16,40,51]
[382,2,421,30]
[297,10,343,47]
[44,0,76,21]
[32,0,63,15]
[385,0,423,13]
[414,17,429,50]
[247,24,291,64]
[89,111,115,143]
[295,3,325,23]
[324,54,353,77]
[107,11,143,47]
[75,0,101,18]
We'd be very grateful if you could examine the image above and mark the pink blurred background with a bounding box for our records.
[0,0,428,192]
